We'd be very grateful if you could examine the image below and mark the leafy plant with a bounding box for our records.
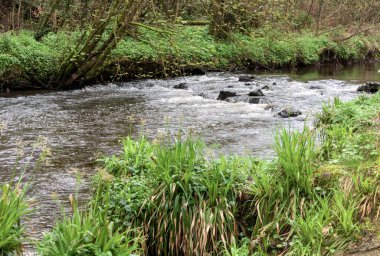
[97,137,252,255]
[37,195,142,256]
[0,182,29,255]
[275,127,316,196]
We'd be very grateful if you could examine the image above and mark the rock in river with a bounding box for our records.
[217,90,237,100]
[239,75,258,82]
[357,82,380,93]
[173,82,188,89]
[248,89,264,97]
[278,108,302,118]
[248,97,261,104]
[309,85,323,90]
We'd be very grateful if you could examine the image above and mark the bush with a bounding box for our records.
[97,136,252,255]
[0,31,59,85]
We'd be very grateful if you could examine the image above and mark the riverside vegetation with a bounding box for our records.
[0,0,379,89]
[1,26,379,90]
[13,91,374,255]
[0,181,29,255]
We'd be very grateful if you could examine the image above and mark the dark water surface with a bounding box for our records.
[257,62,380,82]
[0,63,379,250]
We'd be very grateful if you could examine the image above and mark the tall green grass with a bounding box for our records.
[98,137,251,255]
[0,182,29,254]
[37,194,142,256]
[94,124,372,255]
[275,127,316,196]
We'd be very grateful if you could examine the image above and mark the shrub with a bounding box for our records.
[98,137,251,255]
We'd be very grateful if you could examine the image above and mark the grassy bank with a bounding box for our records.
[35,92,380,255]
[0,26,379,89]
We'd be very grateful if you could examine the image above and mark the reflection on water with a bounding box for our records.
[257,62,380,82]
[0,63,378,247]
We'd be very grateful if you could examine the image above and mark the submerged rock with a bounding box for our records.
[357,82,380,93]
[248,97,261,104]
[173,82,188,89]
[261,85,270,90]
[309,85,323,90]
[248,89,264,96]
[217,90,237,100]
[278,108,302,118]
[239,75,258,82]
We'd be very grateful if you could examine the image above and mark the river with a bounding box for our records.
[0,62,379,249]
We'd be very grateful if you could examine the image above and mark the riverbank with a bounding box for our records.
[32,91,379,255]
[1,26,379,90]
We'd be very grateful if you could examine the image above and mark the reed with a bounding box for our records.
[0,182,29,254]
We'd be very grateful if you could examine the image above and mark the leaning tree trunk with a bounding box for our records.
[34,0,60,41]
[55,0,146,89]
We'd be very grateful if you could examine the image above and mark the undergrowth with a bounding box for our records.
[37,193,142,256]
[0,26,378,88]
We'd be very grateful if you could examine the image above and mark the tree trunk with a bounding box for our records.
[55,0,147,89]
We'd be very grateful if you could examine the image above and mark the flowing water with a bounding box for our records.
[0,62,379,249]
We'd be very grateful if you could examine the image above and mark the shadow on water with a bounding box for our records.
[0,63,378,249]
[256,62,380,82]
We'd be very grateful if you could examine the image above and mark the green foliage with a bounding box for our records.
[223,238,251,256]
[0,31,59,83]
[97,136,251,255]
[275,127,316,195]
[315,93,380,220]
[332,191,360,238]
[96,128,372,255]
[0,183,29,255]
[288,191,360,256]
[37,196,142,256]
[100,136,154,176]
[288,197,332,255]
[0,26,378,86]
[316,94,380,163]
[93,90,380,256]
[41,31,80,56]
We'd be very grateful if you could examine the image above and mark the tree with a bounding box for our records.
[54,0,147,88]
